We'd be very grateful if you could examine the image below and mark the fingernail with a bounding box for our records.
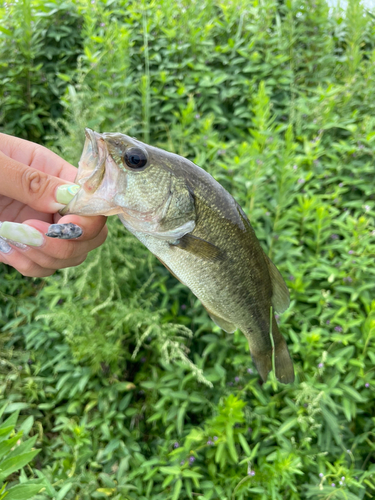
[0,222,44,247]
[56,184,80,204]
[46,223,83,240]
[0,237,12,254]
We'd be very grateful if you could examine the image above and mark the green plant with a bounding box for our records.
[1,0,375,498]
[0,0,83,142]
[0,407,44,500]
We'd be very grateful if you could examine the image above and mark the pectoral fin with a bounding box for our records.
[149,220,196,241]
[172,233,224,261]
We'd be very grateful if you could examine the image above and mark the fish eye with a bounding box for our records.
[123,147,148,170]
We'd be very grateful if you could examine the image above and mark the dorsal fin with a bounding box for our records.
[265,255,290,314]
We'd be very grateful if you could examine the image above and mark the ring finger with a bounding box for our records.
[0,220,107,269]
[0,247,56,278]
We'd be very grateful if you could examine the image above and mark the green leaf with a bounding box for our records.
[57,73,71,82]
[6,436,38,461]
[4,404,29,413]
[182,470,203,479]
[0,413,18,432]
[0,426,15,444]
[321,406,342,446]
[159,466,181,475]
[19,417,34,437]
[171,479,182,500]
[0,432,23,461]
[277,417,298,436]
[0,26,12,36]
[56,482,73,500]
[2,483,44,500]
[249,442,260,461]
[342,398,352,422]
[226,423,238,462]
[161,474,174,489]
[339,384,365,403]
[238,434,251,456]
[0,451,40,482]
[177,405,186,435]
[146,412,162,423]
[0,405,8,421]
[215,442,226,464]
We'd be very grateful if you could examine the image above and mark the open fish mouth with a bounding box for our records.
[75,128,105,191]
[59,128,124,217]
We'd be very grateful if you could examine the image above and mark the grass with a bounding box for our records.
[0,0,375,499]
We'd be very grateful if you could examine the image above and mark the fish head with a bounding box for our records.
[60,129,174,222]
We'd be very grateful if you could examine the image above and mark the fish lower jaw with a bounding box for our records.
[60,193,123,216]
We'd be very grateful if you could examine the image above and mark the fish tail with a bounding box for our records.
[247,316,294,384]
[249,348,273,383]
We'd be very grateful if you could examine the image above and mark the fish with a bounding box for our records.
[60,128,295,384]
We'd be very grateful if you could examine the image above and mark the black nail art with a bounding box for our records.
[46,223,83,240]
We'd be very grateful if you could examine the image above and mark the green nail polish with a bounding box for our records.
[56,184,80,204]
[0,222,44,247]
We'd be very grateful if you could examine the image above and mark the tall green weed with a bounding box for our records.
[1,0,375,499]
[0,0,82,142]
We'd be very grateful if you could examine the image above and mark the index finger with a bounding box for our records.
[0,149,73,213]
[0,133,78,181]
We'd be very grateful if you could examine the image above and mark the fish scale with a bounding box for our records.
[61,128,295,384]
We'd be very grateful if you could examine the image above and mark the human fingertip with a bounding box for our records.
[46,223,83,240]
[56,184,80,205]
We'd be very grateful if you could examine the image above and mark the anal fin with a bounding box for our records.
[204,307,237,333]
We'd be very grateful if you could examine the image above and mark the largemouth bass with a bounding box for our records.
[61,129,295,384]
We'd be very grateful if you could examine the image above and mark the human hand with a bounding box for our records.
[0,133,108,277]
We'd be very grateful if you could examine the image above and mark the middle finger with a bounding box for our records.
[0,221,107,267]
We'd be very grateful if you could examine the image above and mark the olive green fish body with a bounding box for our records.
[61,129,294,384]
[120,160,293,383]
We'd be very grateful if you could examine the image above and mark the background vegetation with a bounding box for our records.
[1,0,375,498]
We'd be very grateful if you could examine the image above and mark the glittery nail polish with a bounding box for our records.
[0,237,11,253]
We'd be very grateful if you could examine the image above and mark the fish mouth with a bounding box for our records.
[59,128,124,217]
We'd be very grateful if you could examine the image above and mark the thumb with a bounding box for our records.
[0,150,72,213]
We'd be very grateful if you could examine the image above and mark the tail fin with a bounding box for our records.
[273,338,295,384]
[248,317,294,384]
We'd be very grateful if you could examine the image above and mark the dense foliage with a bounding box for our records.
[1,0,375,498]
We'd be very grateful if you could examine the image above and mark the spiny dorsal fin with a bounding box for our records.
[172,233,224,261]
[265,254,290,314]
